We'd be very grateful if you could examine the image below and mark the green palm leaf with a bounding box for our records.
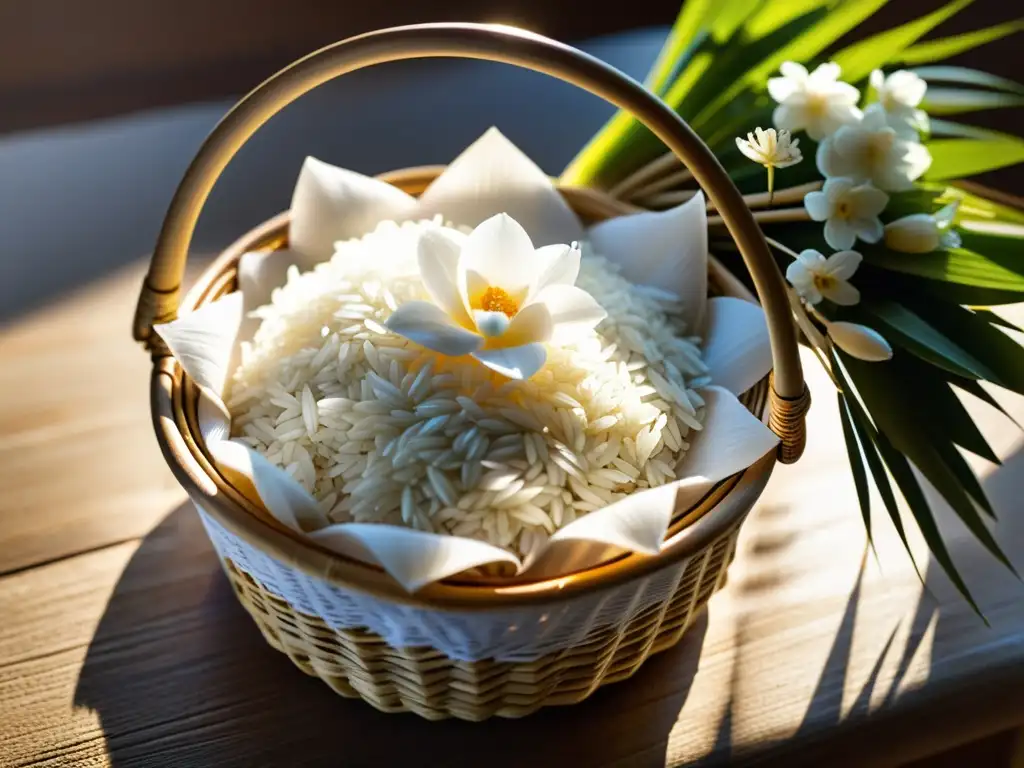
[830,0,974,83]
[895,19,1024,66]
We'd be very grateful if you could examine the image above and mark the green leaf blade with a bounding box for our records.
[861,245,1024,295]
[643,0,715,95]
[830,0,974,83]
[924,138,1024,180]
[923,89,1024,116]
[912,66,1024,95]
[872,425,984,618]
[841,353,1016,576]
[834,358,922,583]
[859,300,998,381]
[906,301,1024,395]
[838,392,873,542]
[896,19,1024,66]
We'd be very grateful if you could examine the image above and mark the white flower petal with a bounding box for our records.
[533,284,608,344]
[887,70,927,107]
[830,82,862,105]
[816,135,859,180]
[821,280,861,306]
[458,268,490,319]
[785,259,811,287]
[803,190,831,221]
[210,440,326,533]
[824,177,855,203]
[500,302,553,347]
[473,310,512,338]
[768,76,800,103]
[586,191,708,332]
[385,300,483,356]
[701,297,773,396]
[829,321,893,361]
[473,343,547,380]
[531,243,581,296]
[849,184,890,216]
[854,217,884,243]
[810,62,841,83]
[870,69,885,94]
[737,136,765,163]
[861,104,890,130]
[824,218,857,250]
[289,156,418,261]
[460,213,539,293]
[310,523,519,592]
[796,249,828,271]
[899,140,933,182]
[773,103,802,134]
[825,250,862,280]
[418,227,474,328]
[415,127,584,246]
[780,61,809,82]
[154,292,244,398]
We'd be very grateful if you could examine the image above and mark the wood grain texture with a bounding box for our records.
[0,261,200,575]
[0,267,1023,766]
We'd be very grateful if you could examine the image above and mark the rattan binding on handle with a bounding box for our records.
[134,22,808,461]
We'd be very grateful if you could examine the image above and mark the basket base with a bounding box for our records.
[223,531,737,721]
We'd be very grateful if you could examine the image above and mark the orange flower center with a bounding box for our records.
[813,274,836,292]
[477,286,519,317]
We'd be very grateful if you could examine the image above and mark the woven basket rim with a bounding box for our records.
[151,172,776,610]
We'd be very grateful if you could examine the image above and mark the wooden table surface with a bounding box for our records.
[2,258,1023,768]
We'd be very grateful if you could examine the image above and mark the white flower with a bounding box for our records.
[786,249,862,306]
[870,69,928,140]
[884,201,961,253]
[827,321,893,362]
[735,127,803,169]
[384,213,606,380]
[768,62,862,141]
[804,178,890,250]
[816,104,932,191]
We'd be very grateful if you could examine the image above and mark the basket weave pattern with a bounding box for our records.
[223,527,738,720]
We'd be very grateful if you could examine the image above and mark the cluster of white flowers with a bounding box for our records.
[737,62,965,362]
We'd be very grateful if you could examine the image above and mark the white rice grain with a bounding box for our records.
[227,219,710,559]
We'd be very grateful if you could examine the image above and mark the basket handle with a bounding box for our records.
[134,22,809,463]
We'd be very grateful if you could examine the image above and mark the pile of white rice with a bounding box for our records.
[227,218,709,559]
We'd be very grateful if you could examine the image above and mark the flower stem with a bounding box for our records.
[708,208,810,226]
[638,181,821,210]
[767,165,775,206]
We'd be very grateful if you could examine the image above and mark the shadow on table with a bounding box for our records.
[74,503,708,768]
[710,443,1024,767]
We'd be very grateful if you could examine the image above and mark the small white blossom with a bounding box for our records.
[804,178,890,250]
[884,201,961,253]
[768,61,862,141]
[827,321,893,361]
[386,213,606,380]
[735,127,803,168]
[816,104,932,191]
[786,249,863,306]
[870,69,929,139]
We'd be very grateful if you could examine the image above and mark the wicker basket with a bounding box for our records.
[134,23,810,721]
